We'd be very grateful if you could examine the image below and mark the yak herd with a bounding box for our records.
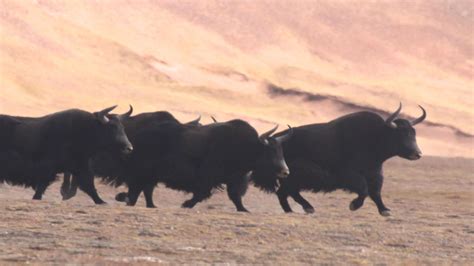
[0,103,426,216]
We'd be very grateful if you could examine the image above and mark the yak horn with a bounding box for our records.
[97,105,117,124]
[410,105,426,126]
[385,102,402,128]
[119,105,133,120]
[259,124,279,144]
[274,125,293,143]
[187,115,201,125]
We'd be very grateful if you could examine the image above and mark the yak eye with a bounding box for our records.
[108,123,119,132]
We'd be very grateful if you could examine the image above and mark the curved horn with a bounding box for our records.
[259,124,278,143]
[275,125,293,143]
[119,105,133,120]
[187,115,201,125]
[211,116,218,123]
[410,105,426,126]
[385,102,402,128]
[97,105,117,124]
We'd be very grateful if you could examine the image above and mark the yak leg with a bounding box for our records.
[339,170,368,211]
[143,185,156,208]
[76,171,106,204]
[32,162,57,200]
[69,175,78,198]
[226,175,249,212]
[30,159,57,200]
[276,186,293,213]
[117,177,159,207]
[181,190,211,208]
[32,185,45,200]
[60,172,71,198]
[368,172,390,216]
[181,183,212,209]
[290,191,315,214]
[32,179,54,200]
[32,183,47,200]
[61,172,78,200]
[181,157,213,209]
[283,158,330,214]
[125,184,142,206]
[350,194,367,211]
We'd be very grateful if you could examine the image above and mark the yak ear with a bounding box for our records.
[96,105,117,124]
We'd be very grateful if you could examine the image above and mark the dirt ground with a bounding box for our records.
[0,156,472,264]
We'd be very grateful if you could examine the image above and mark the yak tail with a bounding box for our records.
[99,176,124,187]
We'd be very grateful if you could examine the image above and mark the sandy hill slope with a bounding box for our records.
[0,0,472,157]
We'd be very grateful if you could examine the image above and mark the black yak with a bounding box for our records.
[270,103,426,216]
[116,119,292,211]
[59,110,202,200]
[0,106,133,203]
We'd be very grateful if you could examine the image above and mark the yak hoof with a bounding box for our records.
[349,202,357,211]
[380,210,391,217]
[181,200,194,208]
[350,199,364,211]
[115,192,128,202]
[62,192,75,201]
[125,198,136,206]
[146,205,157,208]
[304,207,315,214]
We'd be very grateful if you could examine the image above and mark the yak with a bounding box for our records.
[0,106,133,203]
[59,109,202,201]
[270,103,426,216]
[112,119,292,211]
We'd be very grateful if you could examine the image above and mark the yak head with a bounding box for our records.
[93,105,134,155]
[252,125,293,192]
[384,103,426,160]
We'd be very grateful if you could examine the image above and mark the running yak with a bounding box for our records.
[0,106,133,203]
[270,103,426,216]
[114,119,292,212]
[60,108,202,201]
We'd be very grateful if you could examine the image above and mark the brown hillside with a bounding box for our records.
[0,0,472,157]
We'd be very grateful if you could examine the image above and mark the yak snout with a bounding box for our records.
[408,143,422,160]
[409,150,422,160]
[122,143,134,154]
[277,164,290,178]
